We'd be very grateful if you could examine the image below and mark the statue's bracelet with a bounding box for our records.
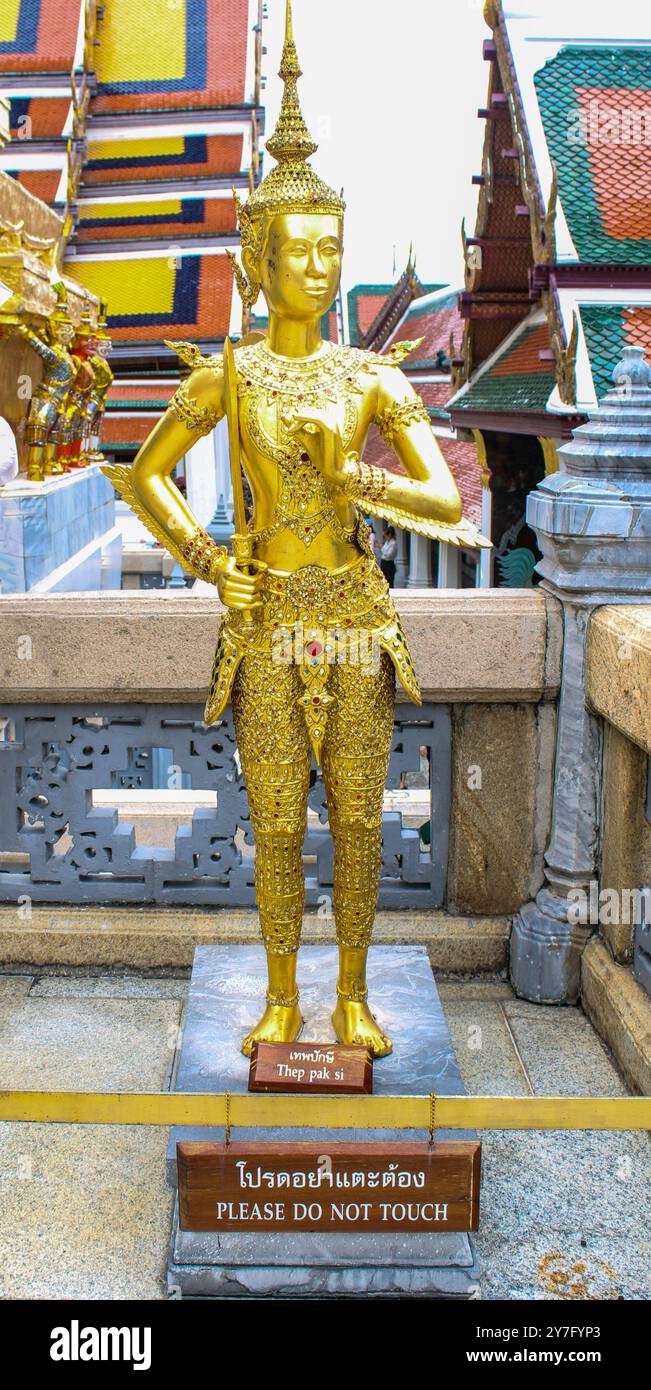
[340,454,388,505]
[181,528,228,584]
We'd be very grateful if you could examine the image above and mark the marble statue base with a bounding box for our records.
[166,943,480,1299]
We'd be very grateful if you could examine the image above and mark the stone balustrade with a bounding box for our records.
[0,588,561,918]
[586,606,651,967]
[0,587,559,705]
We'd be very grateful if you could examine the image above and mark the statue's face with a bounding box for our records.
[256,213,342,320]
[51,321,74,346]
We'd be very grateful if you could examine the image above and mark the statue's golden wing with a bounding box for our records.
[164,339,221,371]
[357,495,491,548]
[100,462,199,574]
[380,337,425,367]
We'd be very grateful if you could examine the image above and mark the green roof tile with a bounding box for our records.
[454,323,555,413]
[580,305,627,398]
[535,47,651,264]
[455,370,554,413]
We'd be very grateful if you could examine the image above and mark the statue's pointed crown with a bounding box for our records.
[239,0,345,226]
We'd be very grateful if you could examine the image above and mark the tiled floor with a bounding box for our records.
[440,982,650,1300]
[0,969,648,1300]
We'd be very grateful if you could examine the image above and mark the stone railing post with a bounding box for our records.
[511,348,651,1002]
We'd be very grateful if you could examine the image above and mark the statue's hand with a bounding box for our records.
[217,555,266,611]
[282,404,349,489]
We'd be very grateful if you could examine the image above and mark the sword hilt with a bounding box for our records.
[231,532,265,633]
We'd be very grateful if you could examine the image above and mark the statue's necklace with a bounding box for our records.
[238,342,376,547]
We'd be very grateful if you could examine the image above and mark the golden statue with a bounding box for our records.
[10,294,77,480]
[82,309,113,465]
[59,311,97,470]
[103,0,489,1057]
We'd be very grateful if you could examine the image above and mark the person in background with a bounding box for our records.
[0,415,19,485]
[379,524,397,587]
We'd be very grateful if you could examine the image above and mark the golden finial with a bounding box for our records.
[228,0,345,308]
[266,0,318,164]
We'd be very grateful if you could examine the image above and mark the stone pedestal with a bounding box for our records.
[166,943,480,1299]
[0,464,117,593]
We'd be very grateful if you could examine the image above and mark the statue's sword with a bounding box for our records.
[223,337,250,564]
[222,337,261,630]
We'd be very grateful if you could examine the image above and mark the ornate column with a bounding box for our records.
[206,418,233,545]
[437,540,460,587]
[478,484,493,587]
[407,532,432,587]
[511,349,651,1002]
[474,429,493,588]
[394,526,408,587]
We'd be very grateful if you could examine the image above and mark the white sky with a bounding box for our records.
[261,0,649,301]
[261,0,489,297]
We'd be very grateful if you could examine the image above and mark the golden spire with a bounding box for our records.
[265,0,318,164]
[228,0,345,308]
[237,0,344,225]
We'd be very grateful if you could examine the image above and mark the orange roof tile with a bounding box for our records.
[492,321,551,376]
[0,0,84,73]
[84,135,244,186]
[363,423,482,528]
[101,415,157,444]
[91,0,251,116]
[13,168,61,204]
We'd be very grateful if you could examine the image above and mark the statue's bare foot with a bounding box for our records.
[332,998,392,1058]
[241,1002,303,1057]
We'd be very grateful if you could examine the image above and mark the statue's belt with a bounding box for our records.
[203,556,421,735]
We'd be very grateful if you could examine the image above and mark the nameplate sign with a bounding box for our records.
[248,1041,372,1094]
[177,1141,481,1233]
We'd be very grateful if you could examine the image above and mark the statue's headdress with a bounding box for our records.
[49,285,70,324]
[74,306,97,338]
[229,0,345,308]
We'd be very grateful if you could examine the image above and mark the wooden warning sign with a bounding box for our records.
[177,1140,481,1233]
[248,1041,372,1094]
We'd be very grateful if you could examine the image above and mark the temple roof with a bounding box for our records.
[454,0,650,428]
[451,317,555,416]
[347,264,442,350]
[91,0,256,115]
[67,250,235,343]
[0,0,84,73]
[1,0,263,353]
[386,287,464,375]
[354,286,484,530]
[347,284,395,347]
[534,46,651,265]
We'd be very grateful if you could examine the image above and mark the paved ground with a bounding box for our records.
[0,968,648,1300]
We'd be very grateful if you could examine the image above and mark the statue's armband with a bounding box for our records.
[375,399,431,448]
[169,380,221,438]
[165,343,223,439]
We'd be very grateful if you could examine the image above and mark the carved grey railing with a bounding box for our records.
[633,892,651,999]
[0,702,450,908]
